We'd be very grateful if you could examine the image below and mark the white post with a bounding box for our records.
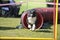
[26,0,29,10]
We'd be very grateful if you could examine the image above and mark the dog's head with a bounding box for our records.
[28,9,36,17]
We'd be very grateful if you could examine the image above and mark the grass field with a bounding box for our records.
[57,24,60,40]
[15,0,47,14]
[0,17,53,38]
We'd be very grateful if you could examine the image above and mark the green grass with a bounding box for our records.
[0,17,53,38]
[15,0,47,14]
[0,17,20,27]
[57,24,60,40]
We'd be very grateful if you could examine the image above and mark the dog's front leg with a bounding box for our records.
[28,24,31,28]
[31,24,36,31]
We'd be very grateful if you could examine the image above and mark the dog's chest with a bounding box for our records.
[27,17,36,24]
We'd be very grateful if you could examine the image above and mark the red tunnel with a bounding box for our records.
[21,8,60,29]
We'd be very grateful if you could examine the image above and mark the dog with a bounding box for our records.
[27,9,37,31]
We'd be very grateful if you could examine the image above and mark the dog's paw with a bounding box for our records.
[30,28,32,30]
[31,24,35,31]
[28,25,31,28]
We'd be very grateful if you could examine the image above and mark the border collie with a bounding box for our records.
[27,9,37,31]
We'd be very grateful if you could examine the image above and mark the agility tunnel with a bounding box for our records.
[21,8,60,29]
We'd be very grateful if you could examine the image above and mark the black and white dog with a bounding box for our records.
[27,9,37,31]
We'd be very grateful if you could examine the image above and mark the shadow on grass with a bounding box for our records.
[0,26,16,30]
[35,29,53,33]
[41,22,53,29]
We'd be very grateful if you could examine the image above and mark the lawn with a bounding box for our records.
[0,17,54,38]
[15,0,47,14]
[57,24,60,40]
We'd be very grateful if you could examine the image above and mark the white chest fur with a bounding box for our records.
[27,17,36,24]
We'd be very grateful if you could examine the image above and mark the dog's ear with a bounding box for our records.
[27,10,31,13]
[30,9,36,13]
[27,9,36,14]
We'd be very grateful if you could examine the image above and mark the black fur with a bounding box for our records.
[28,9,37,17]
